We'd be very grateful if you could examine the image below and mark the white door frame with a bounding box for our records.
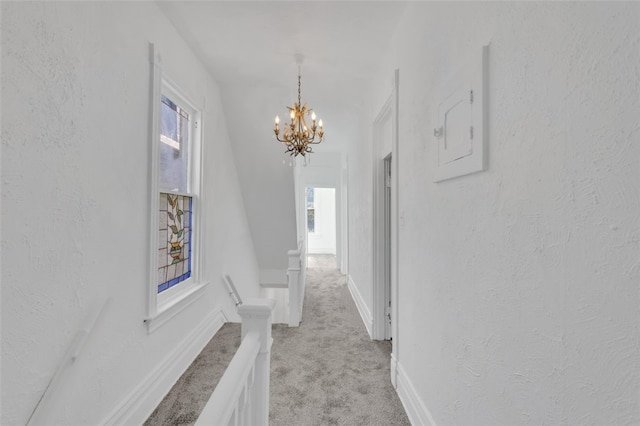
[298,169,345,271]
[383,153,392,340]
[372,70,399,351]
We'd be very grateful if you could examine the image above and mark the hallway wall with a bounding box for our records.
[216,82,298,285]
[347,111,375,321]
[350,2,640,424]
[1,2,260,424]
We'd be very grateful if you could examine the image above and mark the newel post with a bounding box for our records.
[287,249,302,327]
[237,298,275,426]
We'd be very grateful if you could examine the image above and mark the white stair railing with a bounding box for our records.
[287,239,306,327]
[196,298,275,426]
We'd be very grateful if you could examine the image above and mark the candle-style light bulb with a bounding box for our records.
[319,119,323,128]
[311,111,316,121]
[290,110,295,120]
[275,116,280,124]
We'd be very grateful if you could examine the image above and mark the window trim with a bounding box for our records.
[145,43,208,333]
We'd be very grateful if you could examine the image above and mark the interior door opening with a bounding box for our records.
[306,187,337,257]
[383,154,392,340]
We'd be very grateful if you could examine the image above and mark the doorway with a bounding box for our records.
[373,150,393,341]
[306,187,337,256]
[383,154,392,340]
[372,70,398,345]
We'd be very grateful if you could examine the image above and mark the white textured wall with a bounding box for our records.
[217,84,298,275]
[347,108,375,311]
[352,2,640,424]
[1,2,259,424]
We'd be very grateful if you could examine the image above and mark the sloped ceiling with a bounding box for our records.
[158,1,407,272]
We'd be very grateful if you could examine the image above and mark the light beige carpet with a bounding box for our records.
[146,255,410,425]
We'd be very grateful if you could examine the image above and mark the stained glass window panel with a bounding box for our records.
[158,193,192,293]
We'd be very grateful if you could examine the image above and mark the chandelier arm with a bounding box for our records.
[300,115,309,128]
[276,128,296,144]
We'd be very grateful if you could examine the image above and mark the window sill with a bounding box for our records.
[145,281,209,334]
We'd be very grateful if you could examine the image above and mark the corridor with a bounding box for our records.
[146,255,410,425]
[4,3,637,424]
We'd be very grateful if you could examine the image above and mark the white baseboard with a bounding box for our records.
[396,360,437,426]
[102,308,228,425]
[390,353,398,388]
[346,275,372,338]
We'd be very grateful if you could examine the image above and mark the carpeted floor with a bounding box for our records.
[145,255,410,425]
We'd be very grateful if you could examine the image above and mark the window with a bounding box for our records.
[146,44,206,332]
[159,95,189,192]
[157,90,193,294]
[306,187,315,233]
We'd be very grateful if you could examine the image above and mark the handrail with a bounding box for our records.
[223,274,243,306]
[195,332,260,425]
[27,298,111,425]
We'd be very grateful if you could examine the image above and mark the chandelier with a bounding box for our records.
[273,66,324,159]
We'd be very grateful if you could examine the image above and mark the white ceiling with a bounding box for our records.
[156,1,408,270]
[158,1,408,153]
